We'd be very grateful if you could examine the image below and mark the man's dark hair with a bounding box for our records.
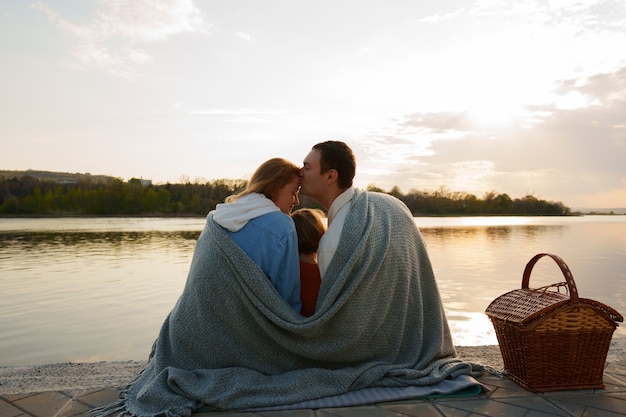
[312,141,356,190]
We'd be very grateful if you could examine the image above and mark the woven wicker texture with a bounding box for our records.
[485,253,623,392]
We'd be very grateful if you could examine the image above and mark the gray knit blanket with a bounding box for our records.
[92,189,482,417]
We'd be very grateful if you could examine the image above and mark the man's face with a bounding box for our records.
[300,149,326,200]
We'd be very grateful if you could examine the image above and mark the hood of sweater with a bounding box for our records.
[212,193,279,232]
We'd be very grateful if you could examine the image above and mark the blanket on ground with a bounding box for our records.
[92,189,482,417]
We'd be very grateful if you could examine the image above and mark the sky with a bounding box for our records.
[2,0,626,209]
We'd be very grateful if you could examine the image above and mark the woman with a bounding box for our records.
[92,158,306,417]
[213,158,302,312]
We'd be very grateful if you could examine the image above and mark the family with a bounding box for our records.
[92,141,483,417]
[213,140,366,316]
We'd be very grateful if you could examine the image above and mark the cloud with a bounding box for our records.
[360,66,626,205]
[399,112,475,134]
[32,0,210,78]
[190,108,285,116]
[575,67,626,105]
[188,108,289,125]
[418,8,466,23]
[234,31,252,41]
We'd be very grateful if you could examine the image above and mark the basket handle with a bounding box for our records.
[521,253,579,302]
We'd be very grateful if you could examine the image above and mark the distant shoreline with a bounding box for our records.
[1,340,624,395]
[3,213,625,219]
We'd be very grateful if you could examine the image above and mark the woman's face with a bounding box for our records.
[272,176,300,214]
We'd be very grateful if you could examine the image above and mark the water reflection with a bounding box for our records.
[0,230,201,247]
[420,224,566,240]
[419,220,625,348]
[0,217,624,366]
[0,227,199,366]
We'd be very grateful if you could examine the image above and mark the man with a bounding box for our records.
[300,141,357,277]
[298,141,477,380]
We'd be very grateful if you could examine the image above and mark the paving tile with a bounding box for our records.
[553,393,626,415]
[0,398,26,417]
[381,402,444,417]
[432,404,473,417]
[3,369,626,417]
[56,399,91,417]
[12,391,73,417]
[481,381,536,400]
[314,405,404,416]
[434,397,551,417]
[545,398,586,417]
[477,375,535,398]
[194,412,264,417]
[0,393,37,402]
[522,411,577,417]
[196,406,319,417]
[62,412,91,417]
[255,409,318,416]
[493,396,570,415]
[537,390,598,403]
[74,388,121,408]
[580,409,626,417]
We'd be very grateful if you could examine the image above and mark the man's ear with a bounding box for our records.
[325,169,338,184]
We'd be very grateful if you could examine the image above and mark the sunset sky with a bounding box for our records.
[2,0,625,209]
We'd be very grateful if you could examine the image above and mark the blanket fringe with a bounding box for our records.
[89,399,127,417]
[89,355,148,417]
[482,365,509,378]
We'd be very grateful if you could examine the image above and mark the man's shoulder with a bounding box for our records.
[361,189,402,204]
[356,190,412,216]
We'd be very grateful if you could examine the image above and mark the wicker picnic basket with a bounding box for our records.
[485,253,623,392]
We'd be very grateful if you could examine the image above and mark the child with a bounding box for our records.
[291,208,326,317]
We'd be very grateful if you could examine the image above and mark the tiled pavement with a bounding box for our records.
[1,362,625,417]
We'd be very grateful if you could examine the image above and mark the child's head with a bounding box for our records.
[291,208,326,254]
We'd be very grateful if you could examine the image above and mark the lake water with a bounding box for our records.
[1,216,624,366]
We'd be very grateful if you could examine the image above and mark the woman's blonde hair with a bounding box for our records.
[226,158,300,203]
[291,208,327,254]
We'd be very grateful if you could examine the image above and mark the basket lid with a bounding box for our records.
[485,286,570,324]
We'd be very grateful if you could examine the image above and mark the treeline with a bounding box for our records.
[0,174,571,216]
[367,185,571,216]
[0,175,246,216]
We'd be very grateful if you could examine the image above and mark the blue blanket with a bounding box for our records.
[92,189,483,417]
